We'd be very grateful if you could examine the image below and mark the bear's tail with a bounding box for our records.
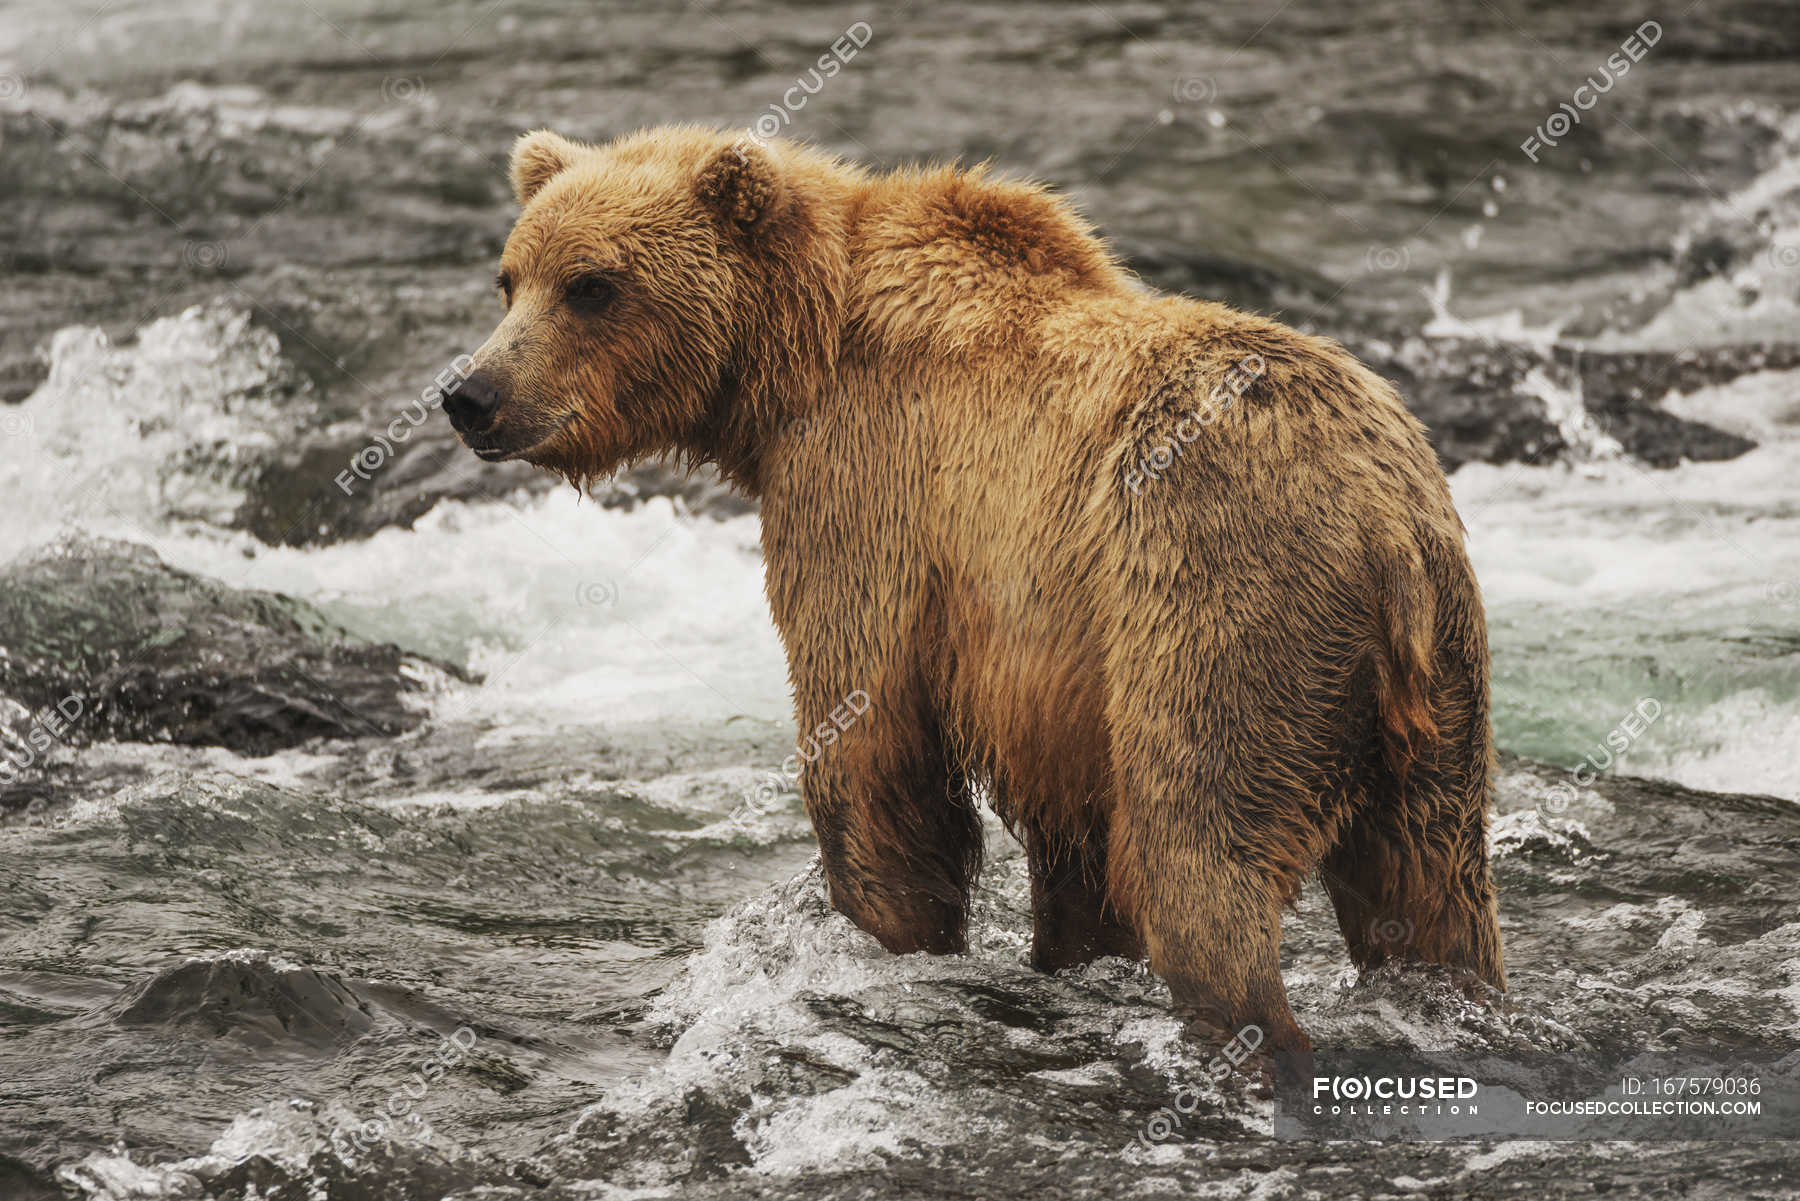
[1374,542,1439,776]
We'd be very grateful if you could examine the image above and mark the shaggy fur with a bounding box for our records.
[452,124,1507,1055]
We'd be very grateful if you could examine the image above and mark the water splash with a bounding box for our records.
[0,301,314,562]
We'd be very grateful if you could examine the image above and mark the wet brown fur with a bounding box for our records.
[469,125,1507,1054]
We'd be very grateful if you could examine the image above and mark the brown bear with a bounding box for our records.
[441,124,1506,1057]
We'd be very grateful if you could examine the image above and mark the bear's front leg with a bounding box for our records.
[1017,815,1144,971]
[798,690,983,955]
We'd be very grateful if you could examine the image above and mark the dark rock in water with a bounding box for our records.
[1347,334,1786,470]
[1571,344,1800,464]
[233,424,551,548]
[0,536,468,764]
[0,359,49,407]
[103,953,375,1050]
[1350,336,1567,469]
[235,427,751,548]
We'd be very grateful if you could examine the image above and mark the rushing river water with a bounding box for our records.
[2,2,1798,1198]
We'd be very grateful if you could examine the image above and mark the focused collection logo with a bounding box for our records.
[1277,1050,1793,1141]
[1311,1074,1481,1115]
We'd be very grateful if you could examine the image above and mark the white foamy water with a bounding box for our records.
[0,301,312,563]
[1598,112,1800,352]
[1456,367,1800,800]
[174,491,789,730]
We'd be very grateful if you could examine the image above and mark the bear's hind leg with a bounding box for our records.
[1109,795,1312,1058]
[1321,655,1505,994]
[1320,791,1505,994]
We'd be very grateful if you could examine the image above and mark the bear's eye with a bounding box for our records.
[495,271,513,307]
[564,274,617,312]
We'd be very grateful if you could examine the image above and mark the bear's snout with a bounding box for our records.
[443,370,509,440]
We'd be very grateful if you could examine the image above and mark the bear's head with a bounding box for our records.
[442,125,848,489]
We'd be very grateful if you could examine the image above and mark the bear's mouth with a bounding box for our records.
[462,427,556,463]
[459,414,574,465]
[456,407,575,465]
[456,425,530,461]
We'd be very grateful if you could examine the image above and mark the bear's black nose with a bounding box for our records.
[442,371,506,435]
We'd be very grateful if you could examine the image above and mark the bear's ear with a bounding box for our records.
[695,142,788,232]
[511,129,583,206]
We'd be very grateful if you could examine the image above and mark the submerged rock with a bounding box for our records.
[1348,334,1784,469]
[232,423,550,548]
[237,436,749,547]
[0,536,468,773]
[104,952,376,1050]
